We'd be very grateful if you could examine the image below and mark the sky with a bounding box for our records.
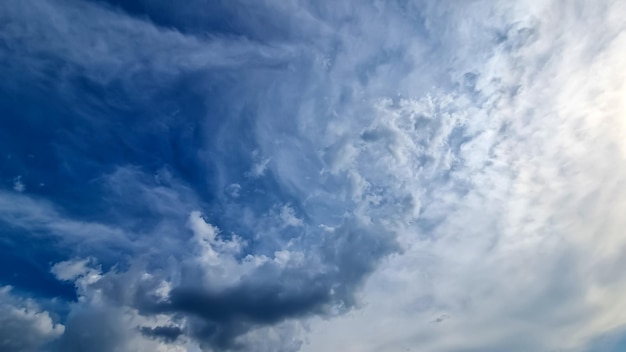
[1,0,626,351]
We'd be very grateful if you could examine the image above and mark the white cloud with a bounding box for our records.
[0,191,133,248]
[50,258,93,281]
[3,0,626,351]
[188,211,245,266]
[248,157,272,178]
[299,1,626,351]
[0,286,65,352]
[51,258,103,300]
[0,0,296,86]
[13,175,25,192]
[225,183,241,198]
[279,205,303,228]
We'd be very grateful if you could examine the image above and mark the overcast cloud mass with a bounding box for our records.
[1,0,626,351]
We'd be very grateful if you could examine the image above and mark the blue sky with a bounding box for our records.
[1,0,626,351]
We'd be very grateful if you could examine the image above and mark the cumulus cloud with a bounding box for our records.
[0,287,64,352]
[50,258,95,282]
[1,0,625,351]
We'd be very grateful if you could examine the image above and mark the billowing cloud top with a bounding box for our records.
[1,0,626,351]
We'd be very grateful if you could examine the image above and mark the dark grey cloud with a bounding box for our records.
[123,222,397,350]
[140,325,183,343]
[162,284,329,350]
[54,306,129,352]
[166,284,329,325]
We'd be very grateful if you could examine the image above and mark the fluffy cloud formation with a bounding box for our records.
[0,287,64,352]
[1,0,625,351]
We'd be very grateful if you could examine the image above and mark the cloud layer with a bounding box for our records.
[1,0,626,351]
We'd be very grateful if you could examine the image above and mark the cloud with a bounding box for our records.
[1,0,626,351]
[0,190,134,252]
[0,0,296,84]
[0,287,65,352]
[50,258,94,282]
[140,325,184,343]
[13,176,25,193]
[299,1,626,351]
